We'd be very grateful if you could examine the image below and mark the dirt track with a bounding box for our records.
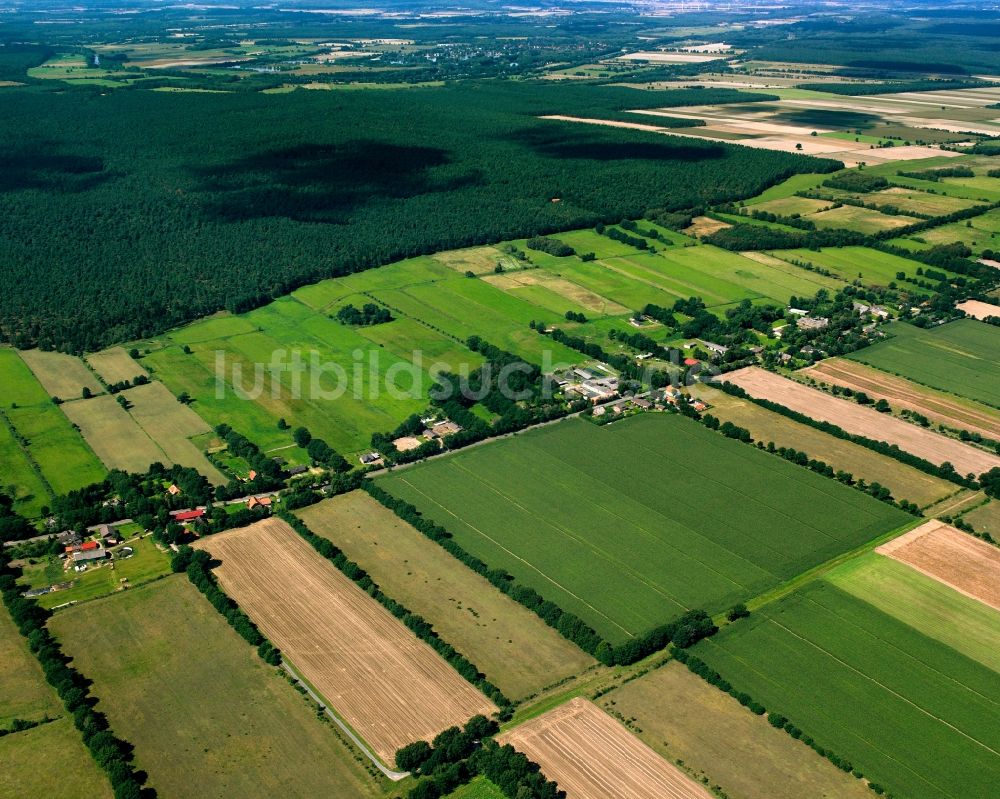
[877,520,1000,610]
[724,367,1000,477]
[194,518,496,766]
[803,359,1000,440]
[498,698,712,799]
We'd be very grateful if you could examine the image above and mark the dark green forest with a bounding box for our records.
[0,81,834,351]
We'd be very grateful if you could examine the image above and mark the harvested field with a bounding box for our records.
[296,492,596,701]
[85,346,148,385]
[604,662,871,799]
[876,520,1000,610]
[433,246,513,276]
[957,299,1000,320]
[684,215,731,238]
[802,358,1000,440]
[723,367,1000,477]
[617,51,722,63]
[810,204,920,234]
[195,518,497,766]
[691,385,955,508]
[18,348,102,401]
[483,271,628,316]
[498,698,712,799]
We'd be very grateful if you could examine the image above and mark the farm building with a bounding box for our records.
[65,540,101,554]
[246,496,273,511]
[797,316,830,331]
[167,484,182,496]
[72,547,107,563]
[359,452,383,466]
[172,508,206,522]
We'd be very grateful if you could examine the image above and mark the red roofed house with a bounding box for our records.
[683,358,699,367]
[172,509,206,522]
[65,540,102,554]
[247,496,273,511]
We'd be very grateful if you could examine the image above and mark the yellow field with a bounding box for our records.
[18,349,103,401]
[85,346,149,385]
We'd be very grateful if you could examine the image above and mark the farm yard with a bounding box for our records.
[723,367,1000,477]
[295,491,598,701]
[603,661,872,799]
[875,520,1000,611]
[846,320,1000,408]
[499,698,711,799]
[49,577,388,799]
[377,415,910,644]
[194,518,497,766]
[691,384,957,508]
[691,577,1000,799]
[802,358,1000,440]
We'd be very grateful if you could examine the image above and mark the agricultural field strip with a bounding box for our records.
[197,518,497,765]
[384,416,905,639]
[696,595,997,798]
[387,474,636,638]
[802,359,1000,440]
[498,698,711,799]
[762,605,998,755]
[724,367,1000,476]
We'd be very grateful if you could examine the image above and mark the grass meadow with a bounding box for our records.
[378,414,910,643]
[692,579,1000,799]
[50,576,389,799]
[769,246,950,291]
[847,320,1000,407]
[0,719,113,799]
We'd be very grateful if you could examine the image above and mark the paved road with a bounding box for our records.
[280,661,410,781]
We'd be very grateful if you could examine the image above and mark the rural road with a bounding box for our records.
[280,661,410,781]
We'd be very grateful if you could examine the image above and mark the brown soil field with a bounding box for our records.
[483,271,628,315]
[957,299,1000,321]
[684,216,731,238]
[195,518,497,765]
[876,520,1000,610]
[296,492,597,701]
[724,367,1000,477]
[691,385,955,508]
[498,698,711,799]
[603,662,872,799]
[802,359,1000,440]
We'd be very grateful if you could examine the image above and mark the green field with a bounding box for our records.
[769,246,951,291]
[0,348,106,514]
[446,778,507,799]
[692,578,1000,799]
[847,320,1000,407]
[50,576,389,798]
[810,204,920,234]
[896,207,1000,253]
[378,414,910,643]
[296,491,597,701]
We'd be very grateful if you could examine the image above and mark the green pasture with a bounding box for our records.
[378,414,909,643]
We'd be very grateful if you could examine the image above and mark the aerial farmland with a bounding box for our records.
[3,2,1000,798]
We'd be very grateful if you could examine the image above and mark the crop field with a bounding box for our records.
[603,662,871,799]
[870,187,979,216]
[296,491,597,701]
[85,346,148,385]
[768,246,943,289]
[378,415,910,643]
[692,579,1000,799]
[498,698,711,799]
[691,384,956,508]
[50,576,387,798]
[751,195,831,217]
[846,320,1000,408]
[810,204,920,234]
[898,207,1000,253]
[195,518,497,766]
[18,348,103,401]
[803,358,1000,440]
[827,551,1000,672]
[0,348,105,510]
[876,520,1000,611]
[123,382,226,483]
[61,394,176,474]
[724,367,1000,477]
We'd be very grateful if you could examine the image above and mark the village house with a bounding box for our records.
[796,316,829,331]
[246,496,273,511]
[359,452,383,466]
[171,508,206,523]
[166,484,181,497]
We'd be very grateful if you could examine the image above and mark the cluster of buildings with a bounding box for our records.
[558,367,620,404]
[391,417,464,454]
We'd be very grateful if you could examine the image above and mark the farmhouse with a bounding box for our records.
[246,496,273,511]
[66,540,102,555]
[797,316,830,331]
[166,484,182,496]
[172,508,206,522]
[430,420,462,437]
[359,451,383,466]
[72,547,107,563]
[700,340,729,357]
